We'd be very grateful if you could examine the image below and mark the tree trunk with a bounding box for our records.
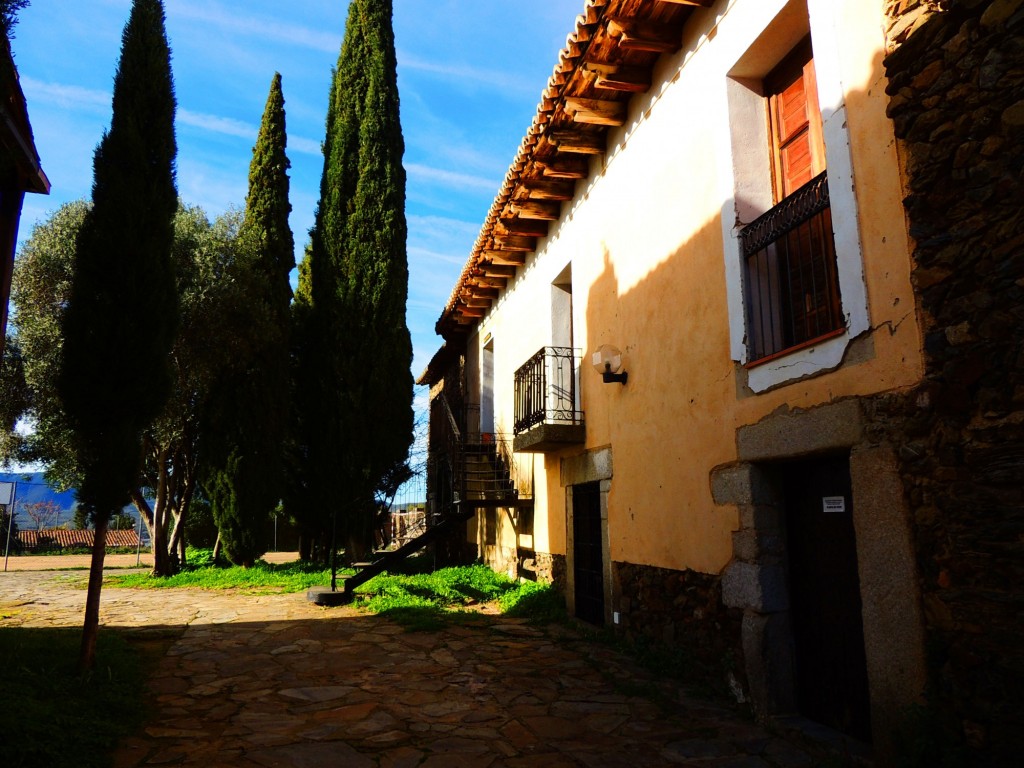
[169,510,183,560]
[152,508,169,576]
[170,471,195,567]
[346,532,369,565]
[212,531,222,562]
[150,445,174,576]
[79,514,109,672]
[130,489,154,529]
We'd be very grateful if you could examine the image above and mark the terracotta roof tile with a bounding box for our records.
[434,0,698,339]
[17,529,140,549]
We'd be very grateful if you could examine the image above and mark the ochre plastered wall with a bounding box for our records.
[464,0,923,577]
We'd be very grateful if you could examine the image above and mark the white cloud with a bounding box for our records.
[398,50,538,96]
[404,163,499,194]
[170,1,340,53]
[20,77,109,113]
[407,214,479,238]
[178,109,255,140]
[408,246,466,266]
[288,136,322,157]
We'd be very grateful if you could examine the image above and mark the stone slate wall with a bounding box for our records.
[882,0,1024,762]
[612,562,745,698]
[525,551,566,591]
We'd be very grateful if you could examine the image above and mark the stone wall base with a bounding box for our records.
[612,561,746,700]
[518,549,567,591]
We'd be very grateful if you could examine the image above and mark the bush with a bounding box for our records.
[498,579,566,624]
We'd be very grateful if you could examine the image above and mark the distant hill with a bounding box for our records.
[0,471,144,537]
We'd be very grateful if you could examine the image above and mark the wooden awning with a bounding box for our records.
[434,0,708,339]
[0,39,50,195]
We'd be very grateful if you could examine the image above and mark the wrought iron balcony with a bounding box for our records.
[513,346,584,453]
[742,171,844,364]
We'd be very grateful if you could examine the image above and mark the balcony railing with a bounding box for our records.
[513,346,584,453]
[742,171,844,364]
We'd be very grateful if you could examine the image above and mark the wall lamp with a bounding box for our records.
[592,344,628,385]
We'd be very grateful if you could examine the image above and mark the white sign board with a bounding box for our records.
[822,495,846,513]
[0,481,14,506]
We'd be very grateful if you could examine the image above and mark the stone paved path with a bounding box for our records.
[0,569,820,767]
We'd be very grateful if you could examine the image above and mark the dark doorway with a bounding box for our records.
[782,454,872,743]
[572,481,604,626]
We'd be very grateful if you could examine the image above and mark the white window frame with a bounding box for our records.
[717,0,869,393]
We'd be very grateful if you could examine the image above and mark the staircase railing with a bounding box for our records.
[438,390,464,509]
[328,391,533,602]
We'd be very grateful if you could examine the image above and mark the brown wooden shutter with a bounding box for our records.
[766,37,825,201]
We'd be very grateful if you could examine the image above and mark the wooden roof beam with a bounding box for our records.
[478,262,517,278]
[479,250,527,265]
[492,234,537,251]
[470,275,508,289]
[509,200,561,220]
[583,62,652,93]
[456,306,486,319]
[497,217,550,237]
[538,156,590,179]
[463,286,500,299]
[658,0,714,6]
[607,18,682,54]
[549,130,606,154]
[521,180,575,201]
[565,97,627,126]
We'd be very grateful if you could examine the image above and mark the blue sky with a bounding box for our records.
[11,0,582,389]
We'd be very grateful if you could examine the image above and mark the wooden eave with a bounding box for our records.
[416,342,464,387]
[0,42,49,195]
[435,0,703,339]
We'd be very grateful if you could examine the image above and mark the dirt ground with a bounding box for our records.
[1,550,300,572]
[0,566,824,767]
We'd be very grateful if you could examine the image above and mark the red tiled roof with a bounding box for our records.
[434,0,707,339]
[17,529,140,549]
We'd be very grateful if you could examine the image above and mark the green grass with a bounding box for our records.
[108,551,567,626]
[106,553,333,594]
[0,627,156,768]
[354,564,566,629]
[498,578,567,623]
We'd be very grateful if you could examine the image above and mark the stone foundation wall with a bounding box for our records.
[520,550,567,592]
[612,561,745,698]
[882,0,1024,762]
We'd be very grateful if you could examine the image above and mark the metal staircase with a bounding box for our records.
[325,393,531,601]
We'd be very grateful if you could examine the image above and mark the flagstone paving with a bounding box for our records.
[0,569,825,767]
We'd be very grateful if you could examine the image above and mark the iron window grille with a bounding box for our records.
[741,171,844,364]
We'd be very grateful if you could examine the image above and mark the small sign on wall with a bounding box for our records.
[0,482,14,506]
[822,495,846,513]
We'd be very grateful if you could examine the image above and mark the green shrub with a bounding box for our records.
[498,579,566,624]
[357,564,513,611]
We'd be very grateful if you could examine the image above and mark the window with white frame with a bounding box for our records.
[719,0,869,393]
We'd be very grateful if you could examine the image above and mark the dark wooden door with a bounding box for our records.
[573,482,604,626]
[782,455,872,743]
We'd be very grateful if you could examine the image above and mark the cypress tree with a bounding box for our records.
[57,0,178,669]
[285,251,321,559]
[205,73,294,567]
[306,0,413,561]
